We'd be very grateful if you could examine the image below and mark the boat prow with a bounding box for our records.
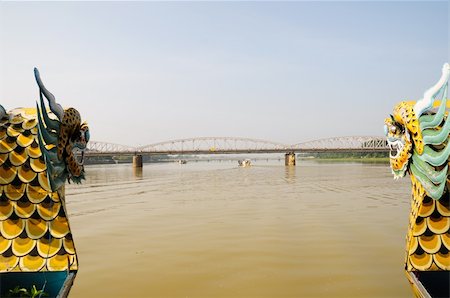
[0,69,85,298]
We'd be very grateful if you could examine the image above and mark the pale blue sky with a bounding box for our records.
[0,1,448,146]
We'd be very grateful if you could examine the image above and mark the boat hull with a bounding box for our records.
[406,271,450,298]
[0,271,76,298]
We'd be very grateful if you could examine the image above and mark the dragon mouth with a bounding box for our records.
[386,136,411,179]
[73,147,85,166]
[80,150,85,165]
[388,139,404,159]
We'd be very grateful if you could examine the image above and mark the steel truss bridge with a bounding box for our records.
[85,136,389,156]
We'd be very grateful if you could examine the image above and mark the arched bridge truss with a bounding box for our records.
[86,136,389,156]
[86,141,137,154]
[292,136,388,152]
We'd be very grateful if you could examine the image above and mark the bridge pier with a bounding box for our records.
[133,154,143,168]
[285,152,296,166]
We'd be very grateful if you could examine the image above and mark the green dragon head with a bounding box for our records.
[34,68,90,191]
[385,63,450,198]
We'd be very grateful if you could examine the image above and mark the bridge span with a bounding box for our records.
[85,136,389,156]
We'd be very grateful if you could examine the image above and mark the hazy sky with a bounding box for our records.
[0,1,448,146]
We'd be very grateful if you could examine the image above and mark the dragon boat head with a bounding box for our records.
[385,63,450,179]
[384,104,414,179]
[34,68,90,190]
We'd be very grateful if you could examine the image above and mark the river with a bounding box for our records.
[66,160,412,297]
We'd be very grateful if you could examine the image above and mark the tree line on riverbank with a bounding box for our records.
[303,152,388,159]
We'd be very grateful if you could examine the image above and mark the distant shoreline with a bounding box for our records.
[305,157,389,163]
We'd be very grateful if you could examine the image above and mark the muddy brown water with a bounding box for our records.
[67,161,412,297]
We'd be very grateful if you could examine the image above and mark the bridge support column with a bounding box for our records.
[285,152,296,166]
[133,154,143,168]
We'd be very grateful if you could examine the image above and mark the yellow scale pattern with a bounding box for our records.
[406,174,450,271]
[0,109,77,272]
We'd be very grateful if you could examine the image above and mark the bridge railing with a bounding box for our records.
[137,137,290,153]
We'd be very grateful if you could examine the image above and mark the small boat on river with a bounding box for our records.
[238,159,251,167]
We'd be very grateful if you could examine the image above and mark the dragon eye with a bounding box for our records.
[390,126,397,133]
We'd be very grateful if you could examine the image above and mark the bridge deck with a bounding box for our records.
[86,148,389,157]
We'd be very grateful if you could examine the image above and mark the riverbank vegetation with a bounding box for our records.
[301,152,389,163]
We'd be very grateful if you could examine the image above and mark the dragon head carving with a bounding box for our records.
[385,64,449,182]
[34,68,90,190]
[384,102,416,178]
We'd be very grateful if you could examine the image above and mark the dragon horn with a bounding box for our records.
[39,92,60,131]
[36,102,58,145]
[34,68,64,121]
[414,63,450,117]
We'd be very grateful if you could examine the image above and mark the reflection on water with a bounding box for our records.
[133,167,143,179]
[284,166,296,184]
[68,161,412,297]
